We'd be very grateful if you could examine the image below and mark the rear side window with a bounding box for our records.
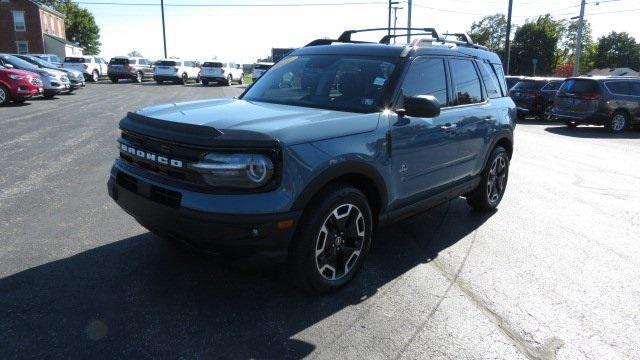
[450,59,483,105]
[606,81,640,96]
[65,57,88,63]
[491,64,508,96]
[401,57,448,106]
[203,62,223,68]
[156,60,177,66]
[477,61,501,99]
[559,79,599,94]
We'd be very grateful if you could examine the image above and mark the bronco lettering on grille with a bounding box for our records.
[120,143,183,168]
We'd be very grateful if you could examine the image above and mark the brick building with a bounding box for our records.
[0,0,82,57]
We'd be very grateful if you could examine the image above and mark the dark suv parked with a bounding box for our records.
[552,77,640,132]
[108,57,154,83]
[107,28,516,293]
[510,77,564,119]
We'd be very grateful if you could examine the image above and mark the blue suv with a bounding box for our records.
[108,28,516,293]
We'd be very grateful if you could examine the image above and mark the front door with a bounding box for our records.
[389,57,463,208]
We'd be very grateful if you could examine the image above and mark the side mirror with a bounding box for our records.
[397,95,441,118]
[4,63,14,69]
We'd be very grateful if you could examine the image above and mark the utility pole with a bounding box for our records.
[407,0,412,43]
[160,0,167,58]
[388,0,399,36]
[504,0,513,74]
[392,6,402,43]
[573,0,586,76]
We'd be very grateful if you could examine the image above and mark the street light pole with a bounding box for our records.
[504,0,513,74]
[388,0,399,36]
[392,6,402,43]
[407,0,412,43]
[573,0,586,76]
[161,0,167,58]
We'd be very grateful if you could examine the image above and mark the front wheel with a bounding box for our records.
[110,77,119,83]
[466,146,509,212]
[91,70,99,82]
[606,111,628,133]
[288,185,372,293]
[135,71,143,83]
[180,73,188,84]
[238,74,244,85]
[0,85,10,106]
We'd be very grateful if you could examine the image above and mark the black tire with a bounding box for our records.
[227,75,233,86]
[135,71,143,83]
[180,73,188,85]
[605,110,628,133]
[0,85,10,106]
[288,184,372,293]
[466,146,509,212]
[13,98,26,104]
[202,79,209,86]
[156,80,163,85]
[542,103,554,120]
[565,121,577,128]
[239,74,244,85]
[43,93,55,99]
[110,77,119,83]
[91,70,99,82]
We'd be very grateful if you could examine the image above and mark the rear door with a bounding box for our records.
[605,80,640,121]
[390,56,463,206]
[447,58,492,178]
[155,60,177,76]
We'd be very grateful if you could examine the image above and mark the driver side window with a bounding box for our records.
[401,58,449,107]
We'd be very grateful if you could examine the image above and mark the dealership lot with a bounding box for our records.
[1,83,639,359]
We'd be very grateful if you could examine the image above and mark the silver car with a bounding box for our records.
[16,54,85,91]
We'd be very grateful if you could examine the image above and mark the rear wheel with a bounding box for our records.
[227,75,233,86]
[288,184,372,293]
[202,79,209,86]
[606,111,628,133]
[135,71,143,83]
[91,70,99,82]
[0,85,10,106]
[543,103,554,120]
[180,72,188,84]
[467,146,509,212]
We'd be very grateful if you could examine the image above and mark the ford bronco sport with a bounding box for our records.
[108,28,516,293]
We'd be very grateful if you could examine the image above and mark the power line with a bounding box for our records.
[73,1,387,6]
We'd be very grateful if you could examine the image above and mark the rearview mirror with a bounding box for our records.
[397,95,441,118]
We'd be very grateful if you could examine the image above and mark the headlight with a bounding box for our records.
[190,153,274,189]
[8,74,26,80]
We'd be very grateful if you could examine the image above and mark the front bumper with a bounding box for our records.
[153,75,180,82]
[201,75,227,82]
[107,164,301,256]
[109,72,135,80]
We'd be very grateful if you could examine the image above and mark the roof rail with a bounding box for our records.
[305,39,373,47]
[379,32,440,45]
[338,27,442,42]
[443,33,474,44]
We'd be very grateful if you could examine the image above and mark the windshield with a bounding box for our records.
[65,57,88,63]
[110,58,132,65]
[1,55,39,71]
[19,55,55,68]
[242,55,398,113]
[513,80,546,91]
[203,62,223,68]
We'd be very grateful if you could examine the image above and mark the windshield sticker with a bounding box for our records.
[373,77,386,86]
[273,56,298,69]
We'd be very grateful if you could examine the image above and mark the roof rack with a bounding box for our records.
[304,28,489,51]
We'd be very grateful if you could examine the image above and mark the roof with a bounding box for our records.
[587,67,639,77]
[293,40,502,64]
[43,33,83,49]
[30,0,65,18]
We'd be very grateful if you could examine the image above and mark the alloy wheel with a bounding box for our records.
[0,87,6,104]
[487,155,507,204]
[611,114,626,132]
[315,203,365,281]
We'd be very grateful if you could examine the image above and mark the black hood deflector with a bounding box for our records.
[120,112,280,149]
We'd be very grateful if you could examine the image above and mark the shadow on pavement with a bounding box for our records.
[0,198,493,359]
[545,125,640,139]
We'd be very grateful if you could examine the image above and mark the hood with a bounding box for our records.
[36,68,66,78]
[1,68,38,78]
[132,98,382,145]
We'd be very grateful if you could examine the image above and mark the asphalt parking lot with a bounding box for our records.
[1,82,639,359]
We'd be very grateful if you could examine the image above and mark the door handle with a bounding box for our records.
[440,123,457,130]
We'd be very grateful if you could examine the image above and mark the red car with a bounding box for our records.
[0,65,43,105]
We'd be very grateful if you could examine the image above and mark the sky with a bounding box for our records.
[78,0,640,63]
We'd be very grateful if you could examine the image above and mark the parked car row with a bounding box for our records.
[507,75,640,132]
[0,53,87,105]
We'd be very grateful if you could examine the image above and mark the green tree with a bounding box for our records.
[41,0,101,55]
[592,32,640,71]
[559,19,594,73]
[468,14,507,57]
[510,14,564,76]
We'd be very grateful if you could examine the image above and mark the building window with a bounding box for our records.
[12,11,26,31]
[16,41,29,54]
